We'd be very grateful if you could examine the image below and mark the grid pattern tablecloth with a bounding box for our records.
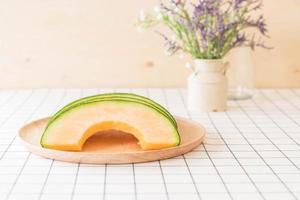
[0,88,300,200]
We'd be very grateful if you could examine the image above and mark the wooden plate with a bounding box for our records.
[18,116,206,164]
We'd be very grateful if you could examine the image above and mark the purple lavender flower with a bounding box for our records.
[171,0,182,6]
[156,32,180,55]
[137,0,271,59]
[193,1,205,18]
[233,33,247,47]
[234,0,247,9]
[256,15,268,35]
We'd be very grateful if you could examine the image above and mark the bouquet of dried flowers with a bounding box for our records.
[136,0,270,59]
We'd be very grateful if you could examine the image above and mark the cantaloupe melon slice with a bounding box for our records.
[48,93,177,128]
[41,99,180,151]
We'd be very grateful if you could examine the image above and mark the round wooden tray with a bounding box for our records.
[18,116,206,164]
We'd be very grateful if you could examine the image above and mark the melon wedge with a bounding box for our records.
[41,95,180,151]
[48,93,177,128]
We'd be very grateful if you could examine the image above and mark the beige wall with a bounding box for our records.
[0,0,299,88]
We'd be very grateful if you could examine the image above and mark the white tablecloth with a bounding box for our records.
[0,88,300,200]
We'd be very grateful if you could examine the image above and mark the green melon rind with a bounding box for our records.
[48,93,177,128]
[45,97,176,131]
[41,99,180,148]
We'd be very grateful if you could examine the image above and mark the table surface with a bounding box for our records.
[0,88,300,200]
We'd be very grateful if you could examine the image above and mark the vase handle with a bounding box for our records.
[222,61,230,75]
[185,62,197,74]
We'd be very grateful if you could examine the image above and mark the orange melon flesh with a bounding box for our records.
[41,101,179,151]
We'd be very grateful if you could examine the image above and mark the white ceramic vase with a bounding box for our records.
[187,59,228,112]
